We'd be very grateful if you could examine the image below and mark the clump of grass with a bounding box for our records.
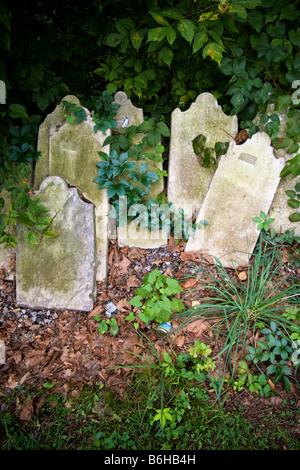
[175,235,299,398]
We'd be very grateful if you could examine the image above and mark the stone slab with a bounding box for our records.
[16,176,97,311]
[113,91,165,247]
[113,91,144,132]
[35,95,81,190]
[167,92,238,212]
[185,132,285,267]
[36,96,110,281]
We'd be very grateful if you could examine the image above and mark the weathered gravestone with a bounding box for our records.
[254,105,300,236]
[167,93,238,217]
[16,176,97,311]
[113,92,165,247]
[185,132,285,267]
[113,91,164,201]
[35,96,109,281]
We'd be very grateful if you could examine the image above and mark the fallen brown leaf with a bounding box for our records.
[88,305,104,318]
[118,256,131,273]
[181,278,199,289]
[181,319,210,337]
[126,275,140,289]
[19,397,34,421]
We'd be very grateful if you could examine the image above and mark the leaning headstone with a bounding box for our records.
[113,91,144,131]
[16,176,97,312]
[113,92,165,246]
[113,91,164,201]
[185,133,285,267]
[35,96,109,281]
[167,93,238,212]
[35,95,80,189]
[254,105,300,235]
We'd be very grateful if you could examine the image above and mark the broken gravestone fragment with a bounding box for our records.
[167,92,238,213]
[16,176,97,312]
[35,96,109,281]
[185,132,285,267]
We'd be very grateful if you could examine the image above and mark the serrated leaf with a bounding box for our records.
[42,230,57,238]
[106,33,123,47]
[165,26,176,45]
[26,230,39,247]
[129,295,142,307]
[202,42,224,65]
[9,104,29,120]
[130,30,144,50]
[150,12,169,26]
[192,30,207,53]
[159,46,174,67]
[177,19,195,44]
[147,27,166,42]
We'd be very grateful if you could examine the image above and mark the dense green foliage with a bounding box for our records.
[0,0,300,247]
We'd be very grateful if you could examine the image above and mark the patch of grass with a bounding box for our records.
[175,235,299,401]
[1,347,299,450]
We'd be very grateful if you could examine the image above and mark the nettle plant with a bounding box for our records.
[129,267,185,325]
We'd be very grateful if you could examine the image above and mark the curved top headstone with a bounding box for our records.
[167,92,238,210]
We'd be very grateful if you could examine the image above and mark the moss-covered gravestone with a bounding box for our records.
[167,93,238,213]
[185,133,285,267]
[16,176,97,311]
[35,96,109,281]
[113,91,165,247]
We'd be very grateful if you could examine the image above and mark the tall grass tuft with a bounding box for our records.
[174,235,299,398]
